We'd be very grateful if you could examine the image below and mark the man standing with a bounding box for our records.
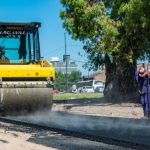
[72,84,77,93]
[135,67,149,119]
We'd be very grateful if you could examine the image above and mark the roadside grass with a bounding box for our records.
[53,93,103,100]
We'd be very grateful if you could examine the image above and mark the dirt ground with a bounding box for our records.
[0,99,144,150]
[0,122,56,150]
[53,100,143,119]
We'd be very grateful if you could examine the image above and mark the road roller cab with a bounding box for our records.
[0,22,55,115]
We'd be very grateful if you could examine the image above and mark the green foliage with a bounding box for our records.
[54,71,82,92]
[54,71,66,92]
[60,0,150,70]
[60,0,106,41]
[68,70,82,86]
[117,0,150,61]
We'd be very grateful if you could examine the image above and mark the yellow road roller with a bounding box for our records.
[0,22,55,115]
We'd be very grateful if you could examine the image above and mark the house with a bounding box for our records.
[83,72,106,83]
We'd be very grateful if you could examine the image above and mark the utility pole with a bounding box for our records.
[64,33,68,93]
[60,63,61,72]
[88,69,89,80]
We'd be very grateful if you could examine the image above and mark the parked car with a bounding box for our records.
[94,86,104,93]
[82,86,94,93]
[53,88,59,94]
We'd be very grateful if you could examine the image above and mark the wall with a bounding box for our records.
[94,72,106,82]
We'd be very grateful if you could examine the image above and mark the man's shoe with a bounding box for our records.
[144,115,149,119]
[141,115,149,119]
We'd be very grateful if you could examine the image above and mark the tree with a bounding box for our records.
[54,71,82,92]
[59,0,150,102]
[54,71,66,92]
[68,70,82,88]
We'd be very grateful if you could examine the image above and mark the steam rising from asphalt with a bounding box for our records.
[11,111,97,130]
[9,110,150,135]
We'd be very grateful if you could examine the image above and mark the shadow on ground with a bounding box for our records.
[0,139,8,143]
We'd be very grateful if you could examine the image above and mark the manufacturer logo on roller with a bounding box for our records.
[35,72,39,76]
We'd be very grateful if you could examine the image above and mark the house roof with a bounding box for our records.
[83,72,102,79]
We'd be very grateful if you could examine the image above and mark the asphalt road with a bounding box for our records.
[2,111,150,149]
[0,117,135,150]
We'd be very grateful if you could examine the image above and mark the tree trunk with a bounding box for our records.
[104,59,140,103]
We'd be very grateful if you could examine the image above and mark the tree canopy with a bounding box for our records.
[60,0,150,70]
[59,0,150,101]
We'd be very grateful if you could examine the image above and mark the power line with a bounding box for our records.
[42,45,84,57]
[67,45,84,46]
[42,46,65,57]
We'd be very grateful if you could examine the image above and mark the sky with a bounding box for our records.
[0,0,146,75]
[0,0,91,75]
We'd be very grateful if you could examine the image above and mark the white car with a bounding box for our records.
[94,86,104,93]
[82,86,94,93]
